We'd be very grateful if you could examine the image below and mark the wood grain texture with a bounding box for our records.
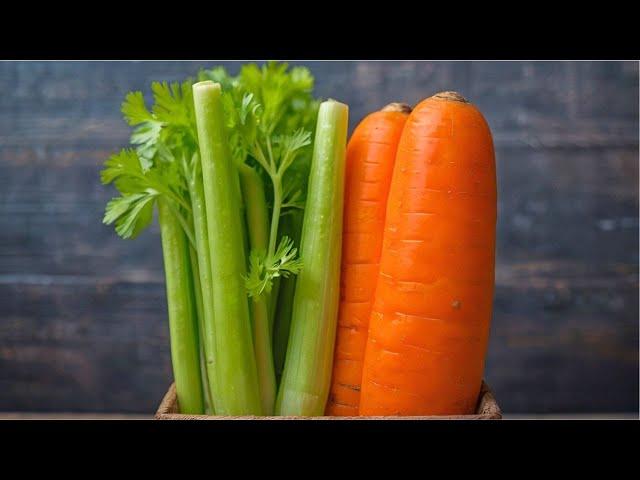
[0,61,637,413]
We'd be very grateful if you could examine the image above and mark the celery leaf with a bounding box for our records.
[245,236,303,298]
[103,189,159,239]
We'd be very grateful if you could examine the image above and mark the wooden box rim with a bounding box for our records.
[155,380,502,420]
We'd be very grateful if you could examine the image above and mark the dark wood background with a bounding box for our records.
[0,61,637,413]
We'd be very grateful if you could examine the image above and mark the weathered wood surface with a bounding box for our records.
[0,61,638,413]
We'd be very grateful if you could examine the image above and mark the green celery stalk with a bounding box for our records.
[157,198,204,414]
[186,163,219,413]
[236,165,251,270]
[249,296,275,414]
[239,164,270,250]
[268,278,280,334]
[192,81,262,415]
[272,210,303,383]
[275,100,348,416]
[238,163,276,415]
[188,246,214,414]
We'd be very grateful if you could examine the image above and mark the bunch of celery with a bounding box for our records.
[101,62,348,416]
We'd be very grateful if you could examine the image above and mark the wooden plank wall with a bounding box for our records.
[0,61,637,413]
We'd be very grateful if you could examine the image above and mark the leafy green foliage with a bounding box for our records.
[199,63,318,297]
[152,81,194,126]
[275,128,311,175]
[120,91,161,168]
[200,62,318,173]
[245,236,303,298]
[103,62,319,297]
[102,79,199,241]
[101,62,322,417]
[121,91,154,125]
[100,148,145,186]
[103,189,158,239]
[237,62,314,136]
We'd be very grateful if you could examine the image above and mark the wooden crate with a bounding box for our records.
[155,380,502,420]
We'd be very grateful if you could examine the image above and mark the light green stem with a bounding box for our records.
[193,81,262,415]
[264,165,283,336]
[275,100,349,416]
[272,211,303,383]
[238,163,276,415]
[187,165,219,414]
[268,277,280,335]
[268,176,282,256]
[189,245,213,414]
[250,297,276,414]
[239,164,270,251]
[236,164,251,269]
[157,198,204,414]
[167,201,196,249]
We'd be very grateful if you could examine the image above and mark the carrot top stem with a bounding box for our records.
[381,102,412,113]
[432,91,469,103]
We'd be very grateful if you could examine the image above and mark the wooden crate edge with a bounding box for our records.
[155,380,502,420]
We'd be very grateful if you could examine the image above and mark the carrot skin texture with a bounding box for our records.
[275,100,349,416]
[359,93,497,416]
[325,107,409,416]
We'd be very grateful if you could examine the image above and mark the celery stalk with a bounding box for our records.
[250,297,276,414]
[268,278,280,334]
[236,164,251,270]
[157,198,204,414]
[238,163,276,414]
[275,100,348,416]
[193,81,262,415]
[272,210,303,383]
[239,164,270,250]
[188,246,213,414]
[186,168,219,413]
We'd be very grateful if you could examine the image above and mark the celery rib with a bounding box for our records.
[275,100,349,416]
[187,166,219,414]
[157,198,204,414]
[239,163,277,414]
[193,81,262,415]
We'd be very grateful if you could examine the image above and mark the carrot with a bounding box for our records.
[325,103,411,416]
[359,91,497,416]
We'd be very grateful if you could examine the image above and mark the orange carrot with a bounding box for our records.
[325,103,410,416]
[359,92,497,416]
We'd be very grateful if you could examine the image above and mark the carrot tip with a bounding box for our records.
[381,102,412,114]
[432,91,469,103]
